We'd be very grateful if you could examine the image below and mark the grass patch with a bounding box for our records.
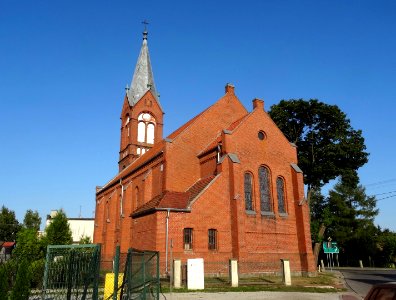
[160,272,346,294]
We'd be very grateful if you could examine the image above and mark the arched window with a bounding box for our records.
[125,114,130,137]
[259,166,272,213]
[137,113,156,144]
[277,177,286,214]
[244,173,254,211]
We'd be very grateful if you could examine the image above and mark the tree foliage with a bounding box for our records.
[44,210,72,245]
[312,181,381,266]
[14,228,45,262]
[268,99,369,192]
[0,206,21,241]
[0,265,8,299]
[79,235,92,244]
[326,181,378,242]
[23,209,41,231]
[10,259,31,300]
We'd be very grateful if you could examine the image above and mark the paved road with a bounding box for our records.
[163,291,341,300]
[337,267,396,298]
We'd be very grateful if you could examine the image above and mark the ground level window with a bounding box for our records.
[184,228,193,250]
[208,229,217,250]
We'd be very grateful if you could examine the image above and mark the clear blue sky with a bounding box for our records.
[1,0,395,231]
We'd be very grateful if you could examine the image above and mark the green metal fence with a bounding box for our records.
[42,244,101,300]
[120,248,160,300]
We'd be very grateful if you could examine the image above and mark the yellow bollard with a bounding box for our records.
[104,273,124,300]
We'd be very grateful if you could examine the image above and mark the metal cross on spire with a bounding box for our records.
[142,20,149,31]
[142,20,149,40]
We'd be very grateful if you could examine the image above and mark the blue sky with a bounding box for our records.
[1,0,395,231]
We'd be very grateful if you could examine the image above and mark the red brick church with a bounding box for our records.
[93,30,315,275]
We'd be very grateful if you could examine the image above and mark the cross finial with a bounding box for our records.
[142,20,149,40]
[142,20,149,31]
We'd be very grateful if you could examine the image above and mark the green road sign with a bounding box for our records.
[323,241,339,254]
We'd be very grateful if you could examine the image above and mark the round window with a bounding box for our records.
[258,131,266,140]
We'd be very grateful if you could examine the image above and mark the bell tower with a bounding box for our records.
[118,29,164,171]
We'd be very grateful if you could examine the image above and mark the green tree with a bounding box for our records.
[268,99,368,194]
[23,209,41,231]
[378,229,396,267]
[269,99,369,264]
[10,259,31,300]
[79,235,92,244]
[13,228,45,261]
[0,206,21,241]
[324,181,379,266]
[44,210,72,245]
[0,265,9,299]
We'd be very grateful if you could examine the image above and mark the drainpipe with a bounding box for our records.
[165,209,170,274]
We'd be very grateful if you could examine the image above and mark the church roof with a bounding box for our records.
[127,30,159,107]
[131,175,217,218]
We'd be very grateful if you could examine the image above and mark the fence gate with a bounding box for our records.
[42,244,101,300]
[120,248,160,300]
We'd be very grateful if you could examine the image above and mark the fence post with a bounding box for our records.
[156,251,160,300]
[229,259,238,287]
[92,244,101,300]
[281,259,291,286]
[66,249,76,300]
[113,245,120,300]
[42,245,51,298]
[173,259,181,288]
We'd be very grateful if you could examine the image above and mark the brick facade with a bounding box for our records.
[94,85,315,275]
[94,35,315,275]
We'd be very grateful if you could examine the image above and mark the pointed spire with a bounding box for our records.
[127,28,159,107]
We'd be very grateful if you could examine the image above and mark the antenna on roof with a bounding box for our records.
[79,205,82,218]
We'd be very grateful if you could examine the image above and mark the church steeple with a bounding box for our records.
[118,28,164,172]
[126,30,159,107]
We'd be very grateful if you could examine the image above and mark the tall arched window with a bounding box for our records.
[244,173,254,211]
[277,177,286,214]
[259,166,272,213]
[125,114,130,137]
[137,113,156,144]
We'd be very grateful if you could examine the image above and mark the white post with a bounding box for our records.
[359,260,364,268]
[321,259,325,271]
[173,259,181,289]
[229,259,238,287]
[281,259,292,286]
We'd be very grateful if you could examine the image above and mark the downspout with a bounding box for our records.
[165,209,170,274]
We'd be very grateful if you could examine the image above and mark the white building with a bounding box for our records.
[46,210,94,244]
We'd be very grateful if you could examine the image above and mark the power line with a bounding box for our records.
[377,194,396,201]
[370,190,396,197]
[365,178,396,187]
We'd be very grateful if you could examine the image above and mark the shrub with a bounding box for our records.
[10,259,31,300]
[0,265,9,299]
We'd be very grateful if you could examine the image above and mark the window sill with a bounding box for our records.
[245,210,256,216]
[261,211,275,217]
[279,212,288,218]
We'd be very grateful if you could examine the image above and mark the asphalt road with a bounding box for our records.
[338,267,396,298]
